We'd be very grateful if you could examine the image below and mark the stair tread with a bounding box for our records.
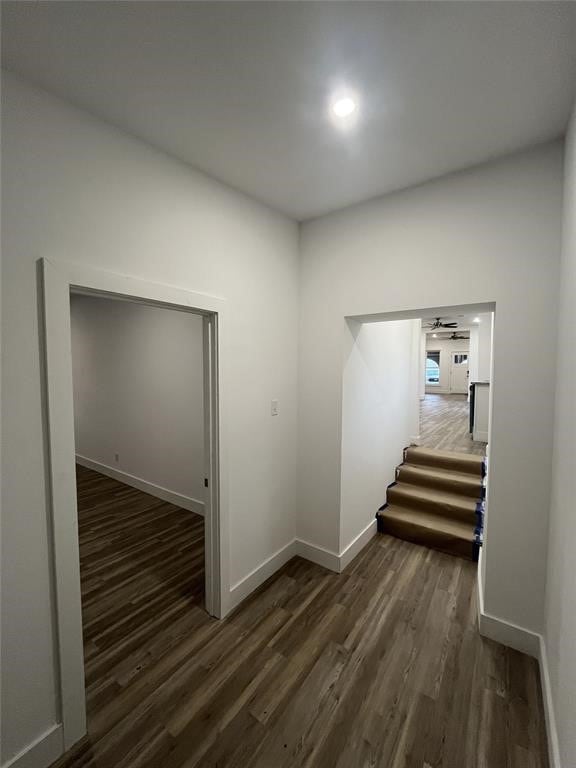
[378,504,475,540]
[388,482,479,510]
[400,462,484,484]
[406,446,484,464]
[404,446,484,476]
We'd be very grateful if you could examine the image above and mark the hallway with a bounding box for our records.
[53,469,548,768]
[420,393,487,456]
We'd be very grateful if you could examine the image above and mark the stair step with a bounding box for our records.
[377,505,480,561]
[386,483,481,525]
[404,446,484,477]
[396,463,484,499]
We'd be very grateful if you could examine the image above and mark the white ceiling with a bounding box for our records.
[2,2,576,220]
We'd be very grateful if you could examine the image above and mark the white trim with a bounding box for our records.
[202,312,223,618]
[473,429,489,442]
[42,260,87,748]
[476,574,540,657]
[227,522,378,614]
[478,609,540,658]
[538,635,561,768]
[227,540,298,613]
[41,258,228,753]
[339,519,378,571]
[409,434,421,446]
[295,538,341,572]
[1,724,63,768]
[477,572,560,766]
[75,455,205,516]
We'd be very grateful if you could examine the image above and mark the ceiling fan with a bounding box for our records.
[425,317,458,329]
[449,332,469,340]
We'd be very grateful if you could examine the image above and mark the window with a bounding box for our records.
[426,351,441,384]
[453,353,468,366]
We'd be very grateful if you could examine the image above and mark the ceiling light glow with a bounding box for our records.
[473,317,481,323]
[331,97,357,118]
[432,333,438,338]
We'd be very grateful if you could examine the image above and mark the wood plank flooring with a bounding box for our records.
[420,393,487,456]
[53,465,548,768]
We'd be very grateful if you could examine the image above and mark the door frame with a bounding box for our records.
[41,258,229,750]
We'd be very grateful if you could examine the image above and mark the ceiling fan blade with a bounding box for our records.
[442,323,458,328]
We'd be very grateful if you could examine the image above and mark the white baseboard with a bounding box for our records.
[409,434,421,446]
[478,609,540,657]
[538,635,561,768]
[473,429,489,442]
[2,724,63,768]
[476,574,540,657]
[228,522,378,612]
[477,573,559,766]
[76,455,205,517]
[295,538,341,572]
[339,519,378,571]
[228,539,298,613]
[227,536,339,615]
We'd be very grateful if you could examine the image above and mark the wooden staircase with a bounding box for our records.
[377,446,485,561]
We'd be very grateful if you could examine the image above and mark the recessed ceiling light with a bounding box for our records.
[331,97,357,118]
[432,333,438,338]
[473,317,481,323]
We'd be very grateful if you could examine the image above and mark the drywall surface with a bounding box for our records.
[71,294,204,502]
[476,314,493,381]
[424,335,470,393]
[1,72,299,764]
[464,313,493,388]
[299,143,563,634]
[340,319,419,551]
[545,102,576,768]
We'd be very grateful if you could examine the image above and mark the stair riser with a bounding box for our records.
[396,467,483,499]
[386,486,479,525]
[378,517,476,561]
[404,449,484,478]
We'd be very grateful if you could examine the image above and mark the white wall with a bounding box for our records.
[419,331,427,400]
[468,313,493,406]
[0,72,299,765]
[476,314,493,381]
[70,294,205,503]
[299,143,563,637]
[339,319,419,550]
[425,335,470,393]
[0,67,569,768]
[545,102,576,768]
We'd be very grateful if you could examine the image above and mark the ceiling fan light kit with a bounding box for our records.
[426,317,459,330]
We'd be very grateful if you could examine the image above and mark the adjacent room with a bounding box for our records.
[421,312,493,455]
[69,293,208,739]
[2,3,575,768]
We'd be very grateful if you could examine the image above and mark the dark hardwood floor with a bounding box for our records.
[53,465,548,768]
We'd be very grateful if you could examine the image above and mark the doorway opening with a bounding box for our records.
[421,310,493,455]
[41,259,225,752]
[69,291,207,743]
[339,302,494,564]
